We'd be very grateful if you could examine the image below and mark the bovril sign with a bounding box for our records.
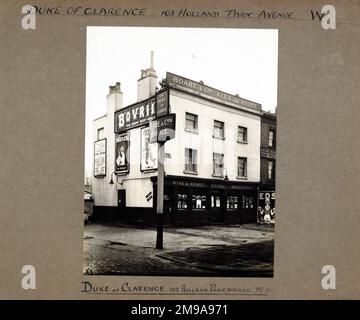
[114,97,156,133]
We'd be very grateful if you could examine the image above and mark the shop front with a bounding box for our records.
[151,175,258,226]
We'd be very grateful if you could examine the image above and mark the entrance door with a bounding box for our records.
[117,190,126,208]
[241,191,256,223]
[210,191,224,223]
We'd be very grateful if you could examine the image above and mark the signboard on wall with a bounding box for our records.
[148,113,176,143]
[114,97,156,133]
[94,138,106,177]
[140,127,158,171]
[155,88,169,117]
[115,133,129,174]
[166,72,261,113]
[257,191,276,224]
[157,113,176,142]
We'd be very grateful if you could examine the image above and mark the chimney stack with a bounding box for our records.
[137,51,158,102]
[150,51,154,70]
[109,82,122,95]
[107,81,123,112]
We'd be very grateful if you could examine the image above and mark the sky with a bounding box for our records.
[85,27,278,174]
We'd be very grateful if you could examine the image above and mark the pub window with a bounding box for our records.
[185,112,198,131]
[213,153,224,176]
[192,195,207,209]
[237,157,247,178]
[269,130,275,147]
[177,194,188,209]
[185,148,197,173]
[268,160,275,180]
[238,126,247,143]
[213,120,225,139]
[227,196,239,209]
[242,196,254,209]
[97,127,105,140]
[211,195,221,208]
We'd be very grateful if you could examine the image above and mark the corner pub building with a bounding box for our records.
[92,55,271,226]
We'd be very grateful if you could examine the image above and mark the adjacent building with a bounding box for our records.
[91,54,275,226]
[260,111,276,191]
[258,110,276,224]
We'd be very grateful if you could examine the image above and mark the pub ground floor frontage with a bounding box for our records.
[93,175,259,226]
[153,176,259,226]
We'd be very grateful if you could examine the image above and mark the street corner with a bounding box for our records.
[164,223,274,247]
[155,240,274,277]
[83,222,274,277]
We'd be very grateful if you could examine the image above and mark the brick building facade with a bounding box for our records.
[260,111,276,191]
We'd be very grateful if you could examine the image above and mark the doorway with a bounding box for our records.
[210,191,224,223]
[117,190,126,208]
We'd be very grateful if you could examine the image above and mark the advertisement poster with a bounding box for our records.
[115,133,129,173]
[257,191,276,224]
[140,126,158,171]
[93,139,106,177]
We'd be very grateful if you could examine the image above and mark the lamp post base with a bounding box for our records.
[156,214,164,249]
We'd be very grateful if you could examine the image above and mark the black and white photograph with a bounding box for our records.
[83,27,278,277]
[3,0,360,301]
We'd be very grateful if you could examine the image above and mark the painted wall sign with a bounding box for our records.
[172,181,207,188]
[155,88,169,117]
[114,97,156,133]
[210,184,256,190]
[257,191,276,224]
[94,138,106,177]
[156,113,176,142]
[166,72,261,113]
[140,127,158,171]
[115,133,129,174]
[260,146,276,159]
[171,180,257,190]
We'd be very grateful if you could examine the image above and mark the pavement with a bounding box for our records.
[83,223,274,277]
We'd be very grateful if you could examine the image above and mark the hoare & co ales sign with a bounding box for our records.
[149,113,176,143]
[114,97,156,133]
[166,72,261,113]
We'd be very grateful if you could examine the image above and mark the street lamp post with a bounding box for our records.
[109,172,116,185]
[156,141,165,249]
[151,82,175,250]
[109,172,123,185]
